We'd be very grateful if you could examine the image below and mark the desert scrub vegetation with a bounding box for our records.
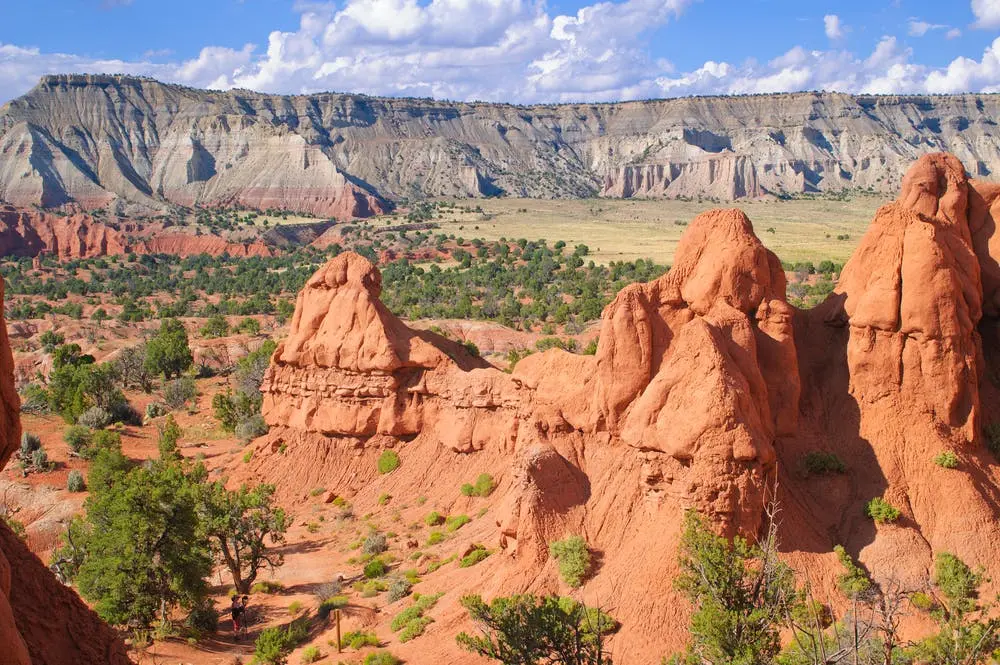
[460,545,492,568]
[424,511,445,526]
[801,451,846,475]
[362,531,388,555]
[934,450,960,469]
[865,497,901,523]
[457,594,617,664]
[377,449,400,474]
[300,645,321,664]
[388,577,413,602]
[364,557,389,578]
[363,651,401,665]
[253,617,309,665]
[67,470,86,492]
[341,630,380,649]
[445,515,471,532]
[391,593,443,641]
[549,535,591,587]
[461,473,496,497]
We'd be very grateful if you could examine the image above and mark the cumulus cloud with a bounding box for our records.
[972,0,1000,29]
[908,19,949,37]
[3,1,1000,105]
[824,14,845,40]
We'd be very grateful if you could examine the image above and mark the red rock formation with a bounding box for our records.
[0,274,131,665]
[0,204,128,259]
[245,153,1000,662]
[135,233,273,258]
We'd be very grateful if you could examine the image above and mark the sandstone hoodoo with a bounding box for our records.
[6,75,1000,214]
[0,273,131,665]
[238,152,1000,661]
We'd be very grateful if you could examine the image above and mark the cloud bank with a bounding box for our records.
[1,0,998,104]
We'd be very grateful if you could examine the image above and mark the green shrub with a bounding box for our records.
[934,451,959,469]
[342,630,380,649]
[144,401,168,420]
[986,422,1000,457]
[426,531,444,545]
[460,546,491,568]
[802,451,847,475]
[378,492,391,506]
[424,511,444,526]
[250,580,284,594]
[67,470,86,492]
[364,558,388,578]
[363,651,401,665]
[378,450,400,474]
[549,535,590,587]
[163,376,197,410]
[363,532,388,556]
[254,623,304,665]
[865,497,901,523]
[77,406,112,430]
[236,414,269,442]
[460,473,495,497]
[300,646,321,664]
[185,600,219,633]
[399,616,433,642]
[317,596,349,620]
[64,425,91,455]
[391,606,424,632]
[445,515,470,532]
[19,432,40,459]
[288,601,303,614]
[388,577,413,602]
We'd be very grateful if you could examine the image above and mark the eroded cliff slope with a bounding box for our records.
[4,75,1000,213]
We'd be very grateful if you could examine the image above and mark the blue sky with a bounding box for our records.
[1,0,999,104]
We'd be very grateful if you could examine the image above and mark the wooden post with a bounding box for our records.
[336,609,342,653]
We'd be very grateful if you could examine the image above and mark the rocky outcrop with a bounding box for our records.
[4,75,1000,210]
[246,153,1000,663]
[136,233,273,258]
[0,204,129,259]
[0,274,131,665]
[0,203,276,258]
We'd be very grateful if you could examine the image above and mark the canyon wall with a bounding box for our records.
[243,153,1000,662]
[3,75,1000,214]
[0,274,131,665]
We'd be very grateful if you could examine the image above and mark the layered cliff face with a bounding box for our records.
[0,204,274,259]
[4,75,1000,213]
[0,275,131,665]
[244,153,1000,661]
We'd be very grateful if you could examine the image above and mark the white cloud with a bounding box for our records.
[3,1,1000,105]
[972,0,1000,29]
[824,14,844,40]
[947,28,963,39]
[908,19,949,37]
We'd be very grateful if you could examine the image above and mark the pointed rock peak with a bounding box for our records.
[305,251,382,298]
[898,152,970,228]
[670,207,786,315]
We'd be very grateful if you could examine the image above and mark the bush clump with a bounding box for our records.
[77,406,112,430]
[67,470,86,492]
[460,546,491,568]
[933,451,959,469]
[377,450,400,474]
[318,595,349,620]
[364,558,388,579]
[236,414,269,442]
[549,535,591,587]
[362,531,388,556]
[185,600,219,634]
[342,630,380,649]
[363,651,401,665]
[866,497,901,523]
[802,451,847,475]
[388,577,413,603]
[445,515,470,532]
[460,473,496,498]
[64,425,91,456]
[424,511,444,526]
[300,646,321,664]
[254,619,308,665]
[163,376,197,410]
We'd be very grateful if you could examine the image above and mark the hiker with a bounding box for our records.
[231,595,244,634]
